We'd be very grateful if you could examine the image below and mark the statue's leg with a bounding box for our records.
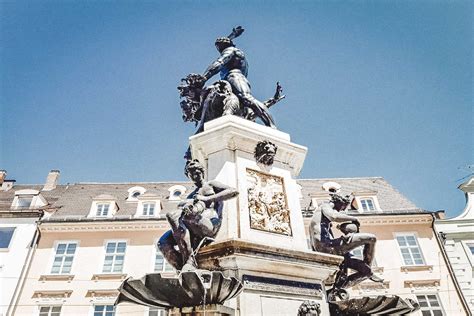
[227,73,276,128]
[222,94,241,116]
[338,233,377,266]
[182,210,221,240]
[166,212,193,271]
[157,230,183,270]
[337,256,372,289]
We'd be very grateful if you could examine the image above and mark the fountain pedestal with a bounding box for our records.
[190,116,342,315]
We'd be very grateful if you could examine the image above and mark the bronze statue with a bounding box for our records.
[309,193,383,299]
[178,26,284,132]
[158,160,238,271]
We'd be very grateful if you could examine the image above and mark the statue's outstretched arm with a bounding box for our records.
[202,49,234,81]
[321,204,358,223]
[196,180,238,203]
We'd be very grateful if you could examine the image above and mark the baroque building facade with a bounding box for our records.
[434,176,474,313]
[0,171,468,315]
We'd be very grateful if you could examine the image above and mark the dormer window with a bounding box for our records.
[88,195,118,218]
[96,204,110,217]
[168,185,187,201]
[127,186,146,202]
[12,189,47,210]
[17,197,33,208]
[142,203,155,216]
[134,193,161,218]
[352,191,381,212]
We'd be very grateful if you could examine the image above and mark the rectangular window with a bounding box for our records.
[93,305,115,316]
[51,242,77,274]
[103,242,126,273]
[154,248,174,272]
[17,197,33,208]
[39,306,62,316]
[416,294,444,316]
[468,244,474,256]
[0,227,16,249]
[143,203,156,216]
[96,204,110,217]
[149,307,167,316]
[396,234,425,265]
[360,198,375,211]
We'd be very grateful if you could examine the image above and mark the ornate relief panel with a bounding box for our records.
[246,168,292,236]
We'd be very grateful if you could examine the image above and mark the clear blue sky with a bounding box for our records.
[1,1,472,217]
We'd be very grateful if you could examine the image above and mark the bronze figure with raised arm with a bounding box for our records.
[158,160,238,272]
[200,26,281,128]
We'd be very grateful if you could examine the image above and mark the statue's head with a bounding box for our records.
[330,193,352,211]
[297,301,321,316]
[215,37,234,52]
[184,159,205,184]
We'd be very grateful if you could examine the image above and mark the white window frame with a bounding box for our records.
[354,196,382,212]
[168,185,187,201]
[101,240,127,274]
[96,203,110,217]
[38,305,62,316]
[135,200,160,218]
[461,241,474,267]
[91,304,115,316]
[127,186,146,201]
[153,241,174,273]
[415,293,445,316]
[49,240,79,275]
[395,233,426,266]
[142,202,157,217]
[0,226,17,251]
[88,201,116,218]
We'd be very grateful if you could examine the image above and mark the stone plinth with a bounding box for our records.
[197,239,342,315]
[189,116,343,315]
[189,115,308,251]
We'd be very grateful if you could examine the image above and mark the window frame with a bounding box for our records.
[96,203,111,217]
[38,305,62,316]
[415,293,445,316]
[49,240,79,275]
[92,304,115,316]
[142,202,156,216]
[395,233,426,266]
[101,240,127,274]
[354,195,382,212]
[0,226,17,251]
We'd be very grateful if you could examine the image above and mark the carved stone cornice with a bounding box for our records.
[361,215,432,226]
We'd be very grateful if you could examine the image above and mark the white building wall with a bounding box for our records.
[0,218,38,316]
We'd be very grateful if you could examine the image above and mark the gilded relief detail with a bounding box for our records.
[246,168,292,236]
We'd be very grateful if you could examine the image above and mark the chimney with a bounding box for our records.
[43,170,60,191]
[0,170,5,185]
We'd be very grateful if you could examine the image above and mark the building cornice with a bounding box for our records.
[39,220,169,232]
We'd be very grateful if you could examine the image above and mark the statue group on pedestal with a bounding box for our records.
[117,26,414,315]
[178,26,285,151]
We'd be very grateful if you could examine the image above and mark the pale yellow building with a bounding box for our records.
[4,176,469,315]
